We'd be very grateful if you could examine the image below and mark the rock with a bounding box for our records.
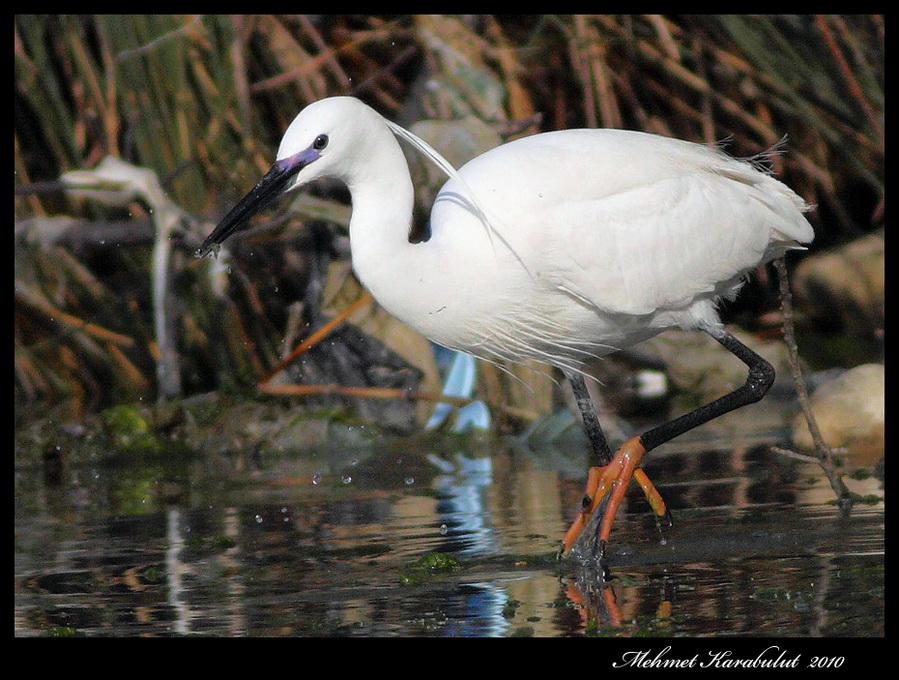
[792,232,884,340]
[791,363,884,466]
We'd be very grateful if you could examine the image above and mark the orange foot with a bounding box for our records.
[557,436,671,563]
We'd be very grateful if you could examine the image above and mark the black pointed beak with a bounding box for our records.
[196,149,318,257]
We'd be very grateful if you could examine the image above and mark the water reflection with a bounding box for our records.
[14,429,883,637]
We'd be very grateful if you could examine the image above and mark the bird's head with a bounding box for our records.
[196,96,377,257]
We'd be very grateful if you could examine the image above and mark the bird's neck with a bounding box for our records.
[344,123,420,311]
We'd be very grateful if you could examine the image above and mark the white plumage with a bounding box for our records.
[259,97,812,376]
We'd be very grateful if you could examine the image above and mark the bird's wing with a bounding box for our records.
[447,129,812,318]
[541,166,811,316]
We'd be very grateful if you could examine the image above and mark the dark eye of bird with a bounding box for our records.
[313,134,329,150]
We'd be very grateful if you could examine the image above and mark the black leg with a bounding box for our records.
[566,372,612,467]
[560,328,773,563]
[639,327,776,454]
[562,367,676,563]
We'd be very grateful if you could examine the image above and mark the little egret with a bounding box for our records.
[198,96,814,564]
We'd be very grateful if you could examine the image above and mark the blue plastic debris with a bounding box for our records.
[426,350,491,432]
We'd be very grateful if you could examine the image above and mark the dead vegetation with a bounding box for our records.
[15,15,884,424]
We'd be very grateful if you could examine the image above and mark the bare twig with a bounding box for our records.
[257,381,471,408]
[773,257,851,509]
[259,292,374,385]
[16,281,136,348]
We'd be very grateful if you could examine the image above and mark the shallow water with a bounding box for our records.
[15,419,883,639]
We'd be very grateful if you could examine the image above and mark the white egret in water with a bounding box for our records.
[198,96,813,566]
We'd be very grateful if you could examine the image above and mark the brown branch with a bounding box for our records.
[257,381,471,408]
[259,292,374,385]
[773,257,851,508]
[16,281,136,348]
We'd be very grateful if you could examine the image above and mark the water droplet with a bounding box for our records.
[404,476,414,486]
[312,473,321,485]
[342,475,352,485]
[255,514,263,524]
[439,524,448,536]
